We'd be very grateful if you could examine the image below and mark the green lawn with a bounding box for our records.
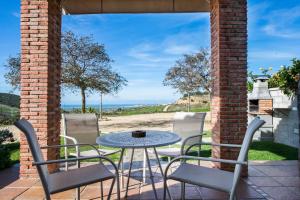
[183,141,298,160]
[2,141,297,170]
[3,142,20,166]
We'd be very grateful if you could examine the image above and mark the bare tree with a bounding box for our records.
[163,49,211,111]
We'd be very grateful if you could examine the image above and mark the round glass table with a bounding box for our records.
[96,130,181,200]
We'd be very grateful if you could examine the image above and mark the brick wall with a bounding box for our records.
[210,0,248,172]
[258,99,273,115]
[20,0,62,178]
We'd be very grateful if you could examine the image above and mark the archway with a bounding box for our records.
[19,0,247,177]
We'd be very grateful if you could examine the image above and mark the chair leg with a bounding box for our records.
[181,183,185,200]
[76,187,80,200]
[100,181,104,200]
[163,177,169,200]
[229,193,238,200]
[116,175,120,200]
[45,193,51,200]
[125,148,135,198]
[107,178,115,200]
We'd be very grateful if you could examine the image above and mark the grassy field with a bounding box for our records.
[0,104,19,114]
[0,93,20,108]
[166,104,210,113]
[101,104,210,117]
[103,105,166,116]
[3,140,297,170]
[0,104,20,126]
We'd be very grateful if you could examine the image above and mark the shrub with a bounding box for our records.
[0,116,19,126]
[272,59,300,97]
[0,129,15,169]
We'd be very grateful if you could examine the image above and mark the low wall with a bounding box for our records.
[269,88,299,148]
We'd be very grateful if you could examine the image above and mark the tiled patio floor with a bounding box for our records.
[0,161,299,200]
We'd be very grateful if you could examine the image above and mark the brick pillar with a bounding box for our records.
[210,0,248,172]
[20,0,62,178]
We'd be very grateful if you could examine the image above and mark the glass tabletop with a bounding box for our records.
[96,130,181,148]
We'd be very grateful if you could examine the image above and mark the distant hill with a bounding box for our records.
[175,94,210,106]
[0,93,20,108]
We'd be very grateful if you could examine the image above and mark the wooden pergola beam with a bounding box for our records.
[62,0,210,14]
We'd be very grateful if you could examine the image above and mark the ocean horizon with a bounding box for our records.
[61,103,159,111]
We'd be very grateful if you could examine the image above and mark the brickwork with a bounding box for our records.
[20,0,62,177]
[258,99,273,115]
[210,0,248,172]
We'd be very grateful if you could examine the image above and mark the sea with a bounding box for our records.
[61,104,155,111]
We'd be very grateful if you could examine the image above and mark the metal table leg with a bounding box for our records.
[145,148,158,200]
[117,148,125,189]
[143,150,147,183]
[153,147,172,200]
[125,148,135,198]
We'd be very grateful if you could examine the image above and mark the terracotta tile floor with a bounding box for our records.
[0,160,299,200]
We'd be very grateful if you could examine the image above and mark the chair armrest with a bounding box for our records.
[32,155,119,176]
[174,155,247,165]
[60,135,78,144]
[199,142,242,148]
[164,155,247,178]
[41,143,101,156]
[33,155,111,166]
[32,156,119,175]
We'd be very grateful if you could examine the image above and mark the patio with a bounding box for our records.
[7,0,298,199]
[0,160,299,200]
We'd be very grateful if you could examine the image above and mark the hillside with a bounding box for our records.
[0,93,20,108]
[175,94,210,106]
[0,93,20,125]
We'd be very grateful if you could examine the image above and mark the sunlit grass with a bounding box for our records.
[1,140,297,171]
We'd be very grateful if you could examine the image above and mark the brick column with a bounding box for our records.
[20,0,62,178]
[210,0,248,172]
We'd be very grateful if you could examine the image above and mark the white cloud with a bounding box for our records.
[261,6,300,39]
[128,42,176,63]
[164,44,197,55]
[12,12,20,18]
[127,28,209,64]
[249,51,297,60]
[263,24,300,39]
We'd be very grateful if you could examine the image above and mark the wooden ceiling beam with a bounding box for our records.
[62,0,210,14]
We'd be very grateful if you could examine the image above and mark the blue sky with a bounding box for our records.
[0,0,299,105]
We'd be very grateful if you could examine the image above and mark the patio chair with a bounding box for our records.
[163,117,265,200]
[153,112,206,162]
[15,119,120,200]
[61,113,120,170]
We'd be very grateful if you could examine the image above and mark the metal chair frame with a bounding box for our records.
[15,119,120,200]
[163,117,265,200]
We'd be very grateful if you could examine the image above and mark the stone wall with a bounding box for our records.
[269,88,299,148]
